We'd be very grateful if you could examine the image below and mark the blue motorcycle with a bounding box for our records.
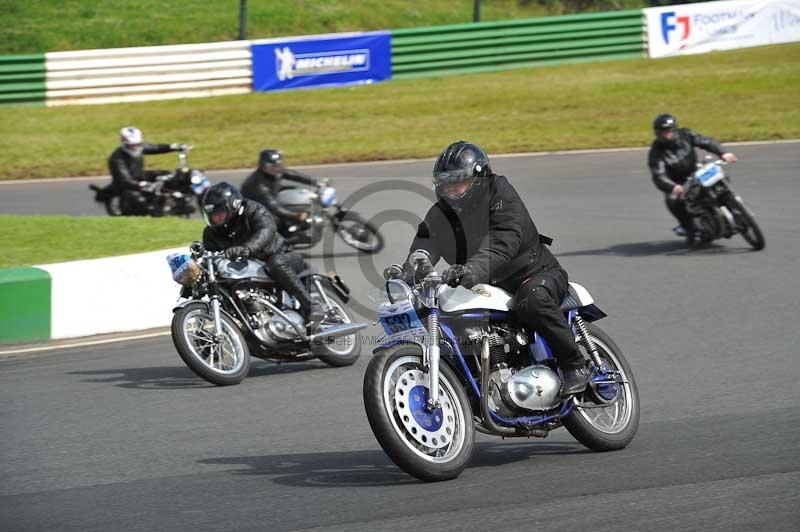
[363,251,640,481]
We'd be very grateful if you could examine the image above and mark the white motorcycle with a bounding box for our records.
[363,252,640,481]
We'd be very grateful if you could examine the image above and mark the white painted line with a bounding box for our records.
[2,138,797,185]
[0,331,170,357]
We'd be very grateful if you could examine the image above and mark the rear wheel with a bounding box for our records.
[309,285,361,367]
[563,323,639,451]
[726,196,765,251]
[104,195,124,216]
[333,211,384,254]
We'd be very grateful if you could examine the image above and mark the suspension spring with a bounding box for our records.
[574,314,603,368]
[427,312,439,348]
[314,278,334,310]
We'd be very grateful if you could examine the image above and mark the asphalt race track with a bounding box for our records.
[2,143,799,531]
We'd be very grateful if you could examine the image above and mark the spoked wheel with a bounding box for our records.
[333,211,384,254]
[563,323,639,451]
[726,195,765,251]
[309,285,361,367]
[171,302,250,385]
[363,345,475,481]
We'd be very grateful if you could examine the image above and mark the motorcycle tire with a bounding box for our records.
[309,284,362,367]
[563,323,640,451]
[171,302,251,386]
[725,196,765,251]
[363,345,475,482]
[332,211,385,254]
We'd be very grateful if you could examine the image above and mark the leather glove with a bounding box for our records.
[407,250,433,278]
[170,143,187,151]
[225,246,250,260]
[442,264,477,288]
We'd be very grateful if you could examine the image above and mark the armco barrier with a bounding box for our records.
[0,268,51,343]
[391,10,645,78]
[44,41,252,106]
[0,54,46,106]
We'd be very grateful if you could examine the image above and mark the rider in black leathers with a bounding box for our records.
[108,126,186,215]
[408,141,590,395]
[201,182,325,324]
[241,149,323,234]
[648,114,737,235]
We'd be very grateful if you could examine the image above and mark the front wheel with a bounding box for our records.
[332,211,384,254]
[726,196,765,251]
[171,302,251,385]
[363,345,475,481]
[563,323,640,451]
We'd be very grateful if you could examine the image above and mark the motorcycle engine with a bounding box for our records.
[236,289,306,345]
[477,327,563,415]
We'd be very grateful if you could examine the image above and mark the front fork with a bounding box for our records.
[206,256,224,341]
[423,274,441,410]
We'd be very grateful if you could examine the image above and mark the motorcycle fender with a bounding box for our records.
[373,339,426,356]
[320,274,350,303]
[172,299,208,313]
[578,303,607,322]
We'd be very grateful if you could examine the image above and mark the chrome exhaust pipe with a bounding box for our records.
[308,322,367,344]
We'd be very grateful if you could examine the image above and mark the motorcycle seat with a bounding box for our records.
[296,265,318,278]
[558,282,594,311]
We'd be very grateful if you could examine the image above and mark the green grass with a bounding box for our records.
[1,43,797,180]
[0,0,643,54]
[0,215,204,268]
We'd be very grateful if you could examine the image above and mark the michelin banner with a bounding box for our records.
[251,31,391,91]
[646,0,800,58]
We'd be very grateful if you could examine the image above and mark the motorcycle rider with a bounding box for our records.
[108,126,187,215]
[408,141,589,396]
[241,149,324,234]
[648,114,737,236]
[201,182,325,324]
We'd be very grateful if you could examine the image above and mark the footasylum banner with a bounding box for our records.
[645,0,800,58]
[251,31,391,91]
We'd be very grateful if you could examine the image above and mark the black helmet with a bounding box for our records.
[653,113,678,144]
[432,141,491,205]
[258,149,284,176]
[202,182,244,229]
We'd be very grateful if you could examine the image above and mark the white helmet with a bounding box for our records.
[120,126,143,157]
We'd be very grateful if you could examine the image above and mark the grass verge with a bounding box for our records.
[0,215,204,268]
[0,43,798,180]
[0,1,644,54]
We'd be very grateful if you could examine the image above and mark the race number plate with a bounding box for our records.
[378,299,426,342]
[191,179,210,195]
[695,163,723,187]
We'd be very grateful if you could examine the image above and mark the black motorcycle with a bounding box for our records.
[682,158,765,250]
[169,242,365,386]
[90,146,211,217]
[276,182,384,253]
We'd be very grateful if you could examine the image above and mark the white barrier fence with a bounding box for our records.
[45,41,252,106]
[37,248,185,339]
[645,0,800,58]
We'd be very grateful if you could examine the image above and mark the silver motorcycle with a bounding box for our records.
[169,242,366,385]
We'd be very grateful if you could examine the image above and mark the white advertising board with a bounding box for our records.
[645,0,800,58]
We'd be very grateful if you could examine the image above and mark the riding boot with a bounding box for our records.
[514,268,589,396]
[265,255,325,324]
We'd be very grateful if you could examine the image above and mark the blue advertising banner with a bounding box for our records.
[252,31,391,92]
